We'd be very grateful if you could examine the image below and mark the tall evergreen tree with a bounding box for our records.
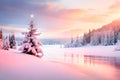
[74,36,81,47]
[9,33,16,49]
[0,29,3,49]
[19,16,43,57]
[83,33,87,45]
[3,36,10,50]
[0,29,2,39]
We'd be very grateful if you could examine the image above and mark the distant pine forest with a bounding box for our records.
[65,19,120,48]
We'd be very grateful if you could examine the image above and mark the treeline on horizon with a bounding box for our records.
[65,19,120,48]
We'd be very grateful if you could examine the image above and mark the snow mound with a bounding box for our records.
[0,49,88,80]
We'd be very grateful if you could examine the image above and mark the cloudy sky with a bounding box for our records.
[0,0,120,38]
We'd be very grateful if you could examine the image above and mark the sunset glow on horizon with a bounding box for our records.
[0,0,120,38]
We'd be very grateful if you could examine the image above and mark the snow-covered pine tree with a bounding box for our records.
[73,36,81,47]
[0,29,2,39]
[108,30,115,45]
[69,37,74,47]
[3,36,10,50]
[90,32,100,45]
[82,33,87,45]
[64,37,74,48]
[115,32,120,51]
[0,29,3,49]
[9,33,17,49]
[19,16,43,56]
[82,29,91,45]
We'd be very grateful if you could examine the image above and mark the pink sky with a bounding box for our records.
[1,0,120,38]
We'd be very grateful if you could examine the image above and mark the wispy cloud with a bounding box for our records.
[57,9,87,20]
[108,1,120,14]
[79,14,108,23]
[1,0,120,38]
[1,26,27,33]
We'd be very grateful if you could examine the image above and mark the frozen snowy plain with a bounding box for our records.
[0,45,120,80]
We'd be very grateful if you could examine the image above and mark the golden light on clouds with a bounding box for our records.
[59,9,87,20]
[1,26,27,32]
[46,2,55,10]
[1,0,120,38]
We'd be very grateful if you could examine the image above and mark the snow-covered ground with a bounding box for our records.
[64,45,120,57]
[0,45,120,80]
[42,45,120,62]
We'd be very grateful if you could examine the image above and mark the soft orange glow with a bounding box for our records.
[57,6,64,10]
[60,9,86,20]
[46,2,55,10]
[1,26,27,32]
[1,0,120,38]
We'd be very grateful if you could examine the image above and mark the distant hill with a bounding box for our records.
[65,18,120,47]
[98,18,120,32]
[83,18,120,46]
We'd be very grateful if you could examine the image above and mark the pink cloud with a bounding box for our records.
[79,14,108,23]
[1,26,26,33]
[45,2,55,10]
[108,1,120,14]
[61,28,83,36]
[58,9,87,20]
